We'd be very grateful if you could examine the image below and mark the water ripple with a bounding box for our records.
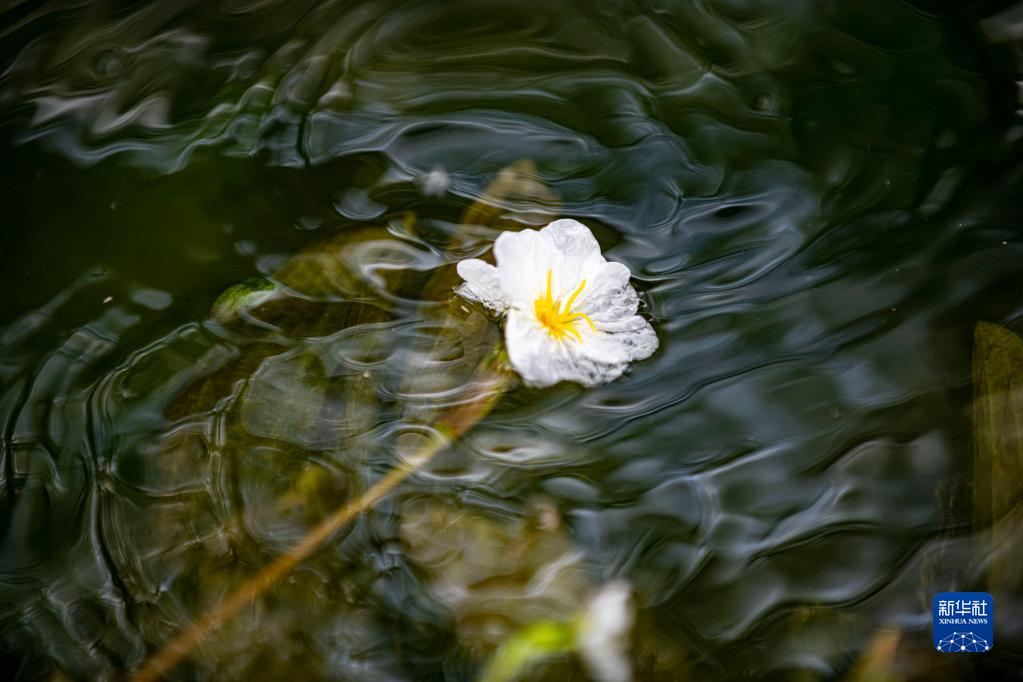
[2,0,1023,679]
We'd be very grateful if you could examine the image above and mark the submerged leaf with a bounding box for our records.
[211,277,280,324]
[478,581,637,682]
[479,620,576,682]
[399,499,590,654]
[461,159,560,229]
[844,629,903,682]
[272,226,440,304]
[972,321,1023,590]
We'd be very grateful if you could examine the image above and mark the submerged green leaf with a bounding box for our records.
[211,277,279,323]
[478,620,577,682]
[477,580,638,682]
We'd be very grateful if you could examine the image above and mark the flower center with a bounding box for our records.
[533,269,598,342]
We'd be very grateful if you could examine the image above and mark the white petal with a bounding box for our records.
[504,308,568,388]
[538,219,606,296]
[574,264,659,364]
[455,258,508,312]
[574,261,660,371]
[492,227,552,303]
[580,316,659,368]
[505,308,658,388]
[572,261,638,323]
[578,581,635,682]
[494,219,606,305]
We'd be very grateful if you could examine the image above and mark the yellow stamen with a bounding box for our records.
[564,279,586,311]
[533,269,597,342]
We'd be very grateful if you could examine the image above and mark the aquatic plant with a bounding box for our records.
[457,219,658,387]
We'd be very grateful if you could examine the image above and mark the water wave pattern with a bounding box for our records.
[2,0,1023,679]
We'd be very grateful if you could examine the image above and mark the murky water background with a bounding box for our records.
[2,0,1023,679]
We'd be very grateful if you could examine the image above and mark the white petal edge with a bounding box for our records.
[455,258,508,313]
[572,261,638,324]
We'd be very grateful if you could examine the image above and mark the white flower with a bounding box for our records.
[456,219,658,388]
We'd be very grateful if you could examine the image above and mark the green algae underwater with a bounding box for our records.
[3,0,1023,680]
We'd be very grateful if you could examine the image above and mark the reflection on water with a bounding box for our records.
[2,0,1023,679]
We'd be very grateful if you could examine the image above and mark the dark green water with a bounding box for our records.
[2,0,1023,679]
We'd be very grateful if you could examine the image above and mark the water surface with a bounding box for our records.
[2,0,1023,679]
